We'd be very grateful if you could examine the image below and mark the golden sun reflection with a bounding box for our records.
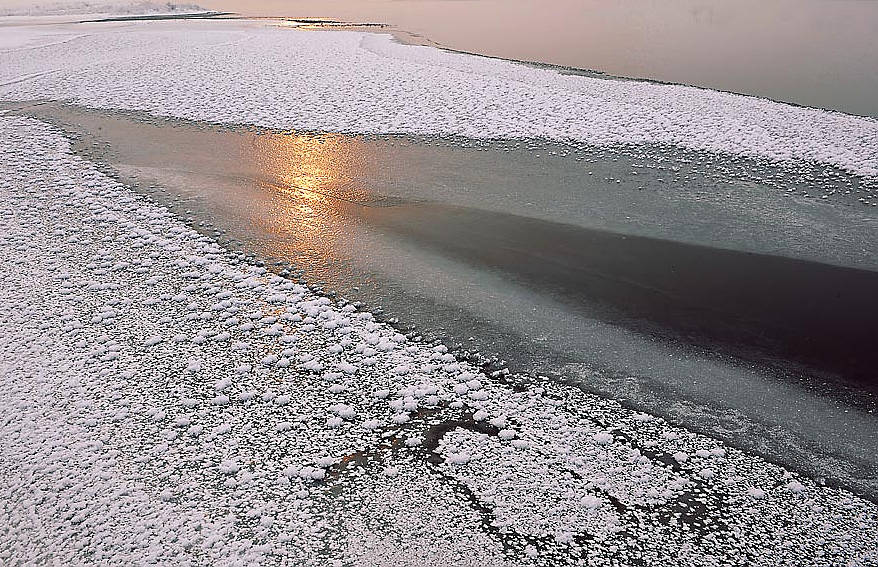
[239,130,380,272]
[244,131,374,205]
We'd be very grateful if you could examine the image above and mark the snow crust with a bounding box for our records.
[0,25,89,51]
[0,1,203,17]
[0,20,876,179]
[1,114,877,565]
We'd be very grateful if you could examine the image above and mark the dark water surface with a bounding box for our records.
[368,202,878,384]
[10,101,878,499]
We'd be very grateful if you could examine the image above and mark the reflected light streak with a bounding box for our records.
[239,130,380,277]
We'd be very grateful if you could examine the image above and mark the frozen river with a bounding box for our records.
[2,14,877,565]
[12,101,877,501]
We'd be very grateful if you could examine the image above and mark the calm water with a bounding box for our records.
[197,0,878,118]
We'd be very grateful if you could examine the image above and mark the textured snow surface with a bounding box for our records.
[2,115,878,565]
[0,20,876,179]
[0,1,203,17]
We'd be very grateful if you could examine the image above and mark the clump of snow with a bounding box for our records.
[498,429,516,441]
[445,452,472,465]
[219,459,240,475]
[592,431,613,445]
[326,416,343,428]
[747,487,767,499]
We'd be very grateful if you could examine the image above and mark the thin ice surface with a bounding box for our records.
[1,116,877,565]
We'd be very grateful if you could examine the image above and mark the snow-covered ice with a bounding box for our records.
[1,114,877,565]
[1,14,878,566]
[0,19,876,179]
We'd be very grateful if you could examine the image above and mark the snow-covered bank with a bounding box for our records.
[0,1,204,17]
[0,19,876,179]
[2,114,877,565]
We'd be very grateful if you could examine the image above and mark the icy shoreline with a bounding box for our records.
[2,112,877,564]
[0,19,877,179]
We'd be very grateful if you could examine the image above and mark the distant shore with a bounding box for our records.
[195,0,878,118]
